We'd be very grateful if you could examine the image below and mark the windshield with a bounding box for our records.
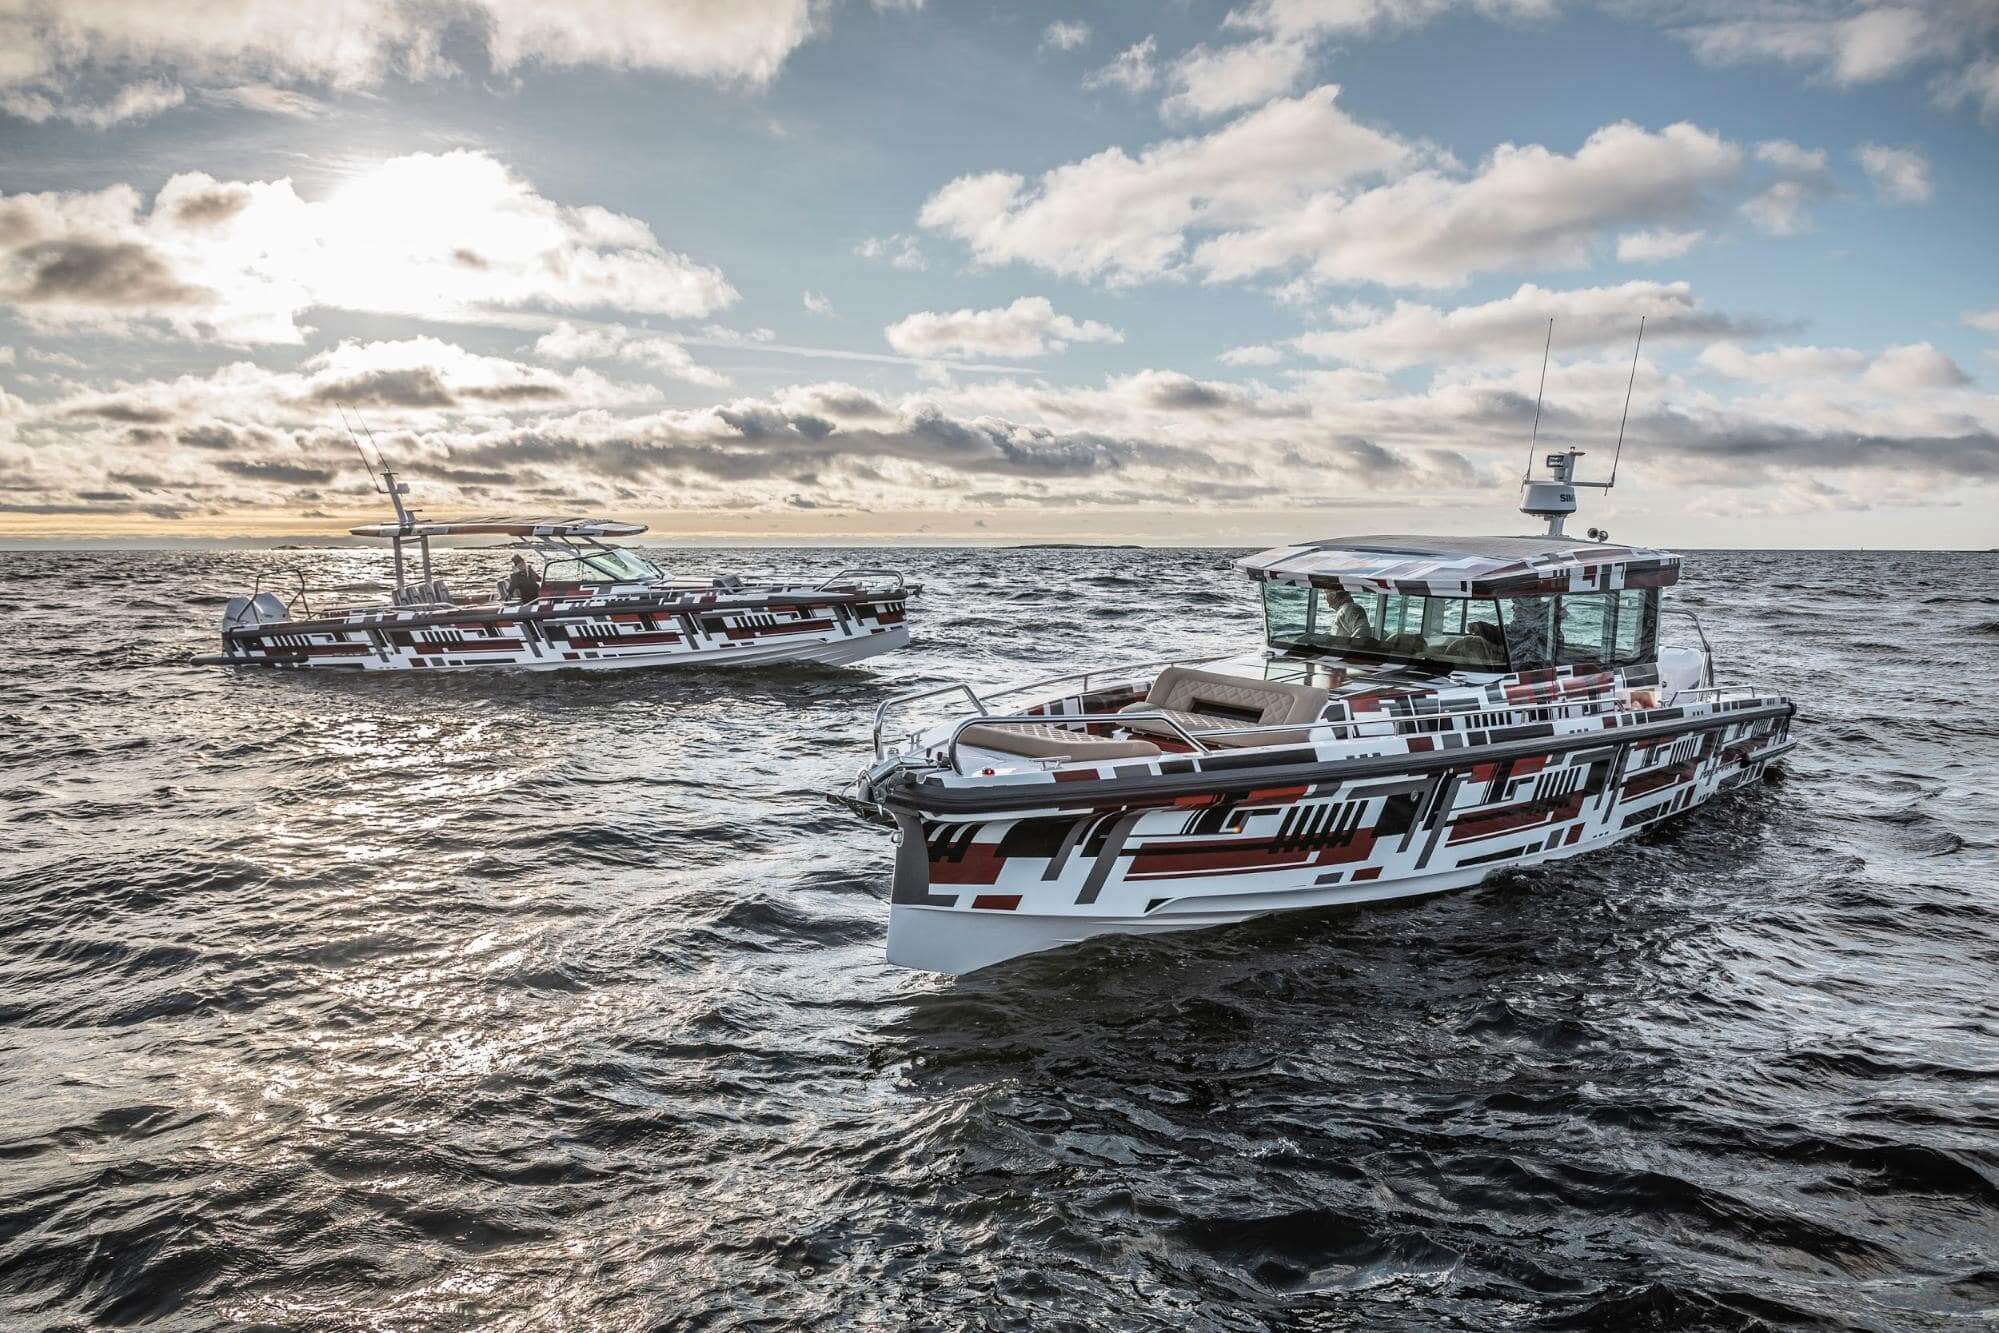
[541,546,662,585]
[1261,583,1507,670]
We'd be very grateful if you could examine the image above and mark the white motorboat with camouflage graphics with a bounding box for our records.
[202,461,916,672]
[834,448,1796,974]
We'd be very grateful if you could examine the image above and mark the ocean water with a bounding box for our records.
[1,545,1994,1332]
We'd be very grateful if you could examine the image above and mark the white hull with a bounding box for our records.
[866,692,1795,975]
[888,864,1491,974]
[421,622,909,671]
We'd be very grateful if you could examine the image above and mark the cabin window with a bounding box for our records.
[1266,584,1507,669]
[1558,593,1613,667]
[1500,589,1659,671]
[1261,582,1311,643]
[1499,596,1557,669]
[1611,587,1659,665]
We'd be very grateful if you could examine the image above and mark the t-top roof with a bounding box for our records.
[1237,533,1680,598]
[347,517,649,539]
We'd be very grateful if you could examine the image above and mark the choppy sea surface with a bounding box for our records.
[1,544,1994,1332]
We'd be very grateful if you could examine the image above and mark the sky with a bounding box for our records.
[1,0,1997,548]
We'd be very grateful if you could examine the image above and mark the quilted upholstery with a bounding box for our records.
[958,721,1162,760]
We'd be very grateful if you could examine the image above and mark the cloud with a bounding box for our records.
[1082,37,1159,93]
[1616,228,1706,261]
[200,84,329,118]
[802,289,834,316]
[1195,118,1746,288]
[531,321,728,387]
[919,86,1415,285]
[1219,344,1284,366]
[7,339,1999,526]
[0,0,825,127]
[1967,307,1999,333]
[1699,340,1971,391]
[0,79,184,128]
[1223,0,1557,40]
[1291,281,1768,370]
[854,233,926,270]
[1864,341,1972,390]
[1041,20,1091,52]
[1855,142,1933,203]
[1739,140,1836,235]
[1162,38,1316,120]
[1667,1,1998,90]
[0,151,735,342]
[884,296,1124,359]
[1935,54,1999,118]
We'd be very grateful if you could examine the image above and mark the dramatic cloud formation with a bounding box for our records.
[920,86,1415,285]
[0,151,734,342]
[884,297,1124,360]
[0,0,823,127]
[919,90,1773,291]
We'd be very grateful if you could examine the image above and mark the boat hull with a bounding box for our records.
[210,590,913,671]
[874,701,1794,973]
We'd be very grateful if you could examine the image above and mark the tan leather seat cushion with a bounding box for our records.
[958,721,1162,760]
[1122,667,1328,722]
[1117,667,1329,748]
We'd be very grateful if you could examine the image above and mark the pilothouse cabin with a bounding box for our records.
[1237,534,1682,677]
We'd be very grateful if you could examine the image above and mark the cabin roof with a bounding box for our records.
[347,516,648,539]
[1237,533,1680,597]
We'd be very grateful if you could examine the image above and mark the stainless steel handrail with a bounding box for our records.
[229,569,315,626]
[815,566,906,593]
[872,682,989,758]
[977,653,1236,707]
[1662,606,1715,687]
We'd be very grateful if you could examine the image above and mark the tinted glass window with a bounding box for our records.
[1558,593,1614,666]
[1499,596,1556,670]
[1261,582,1310,642]
[1612,587,1659,665]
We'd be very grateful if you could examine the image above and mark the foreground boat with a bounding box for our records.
[833,449,1796,974]
[202,464,916,671]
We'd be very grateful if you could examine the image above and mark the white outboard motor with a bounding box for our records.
[222,592,289,631]
[1656,646,1707,702]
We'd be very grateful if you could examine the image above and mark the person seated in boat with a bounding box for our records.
[504,554,541,602]
[1321,588,1374,643]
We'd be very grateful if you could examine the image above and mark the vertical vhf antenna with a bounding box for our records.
[1606,315,1645,488]
[335,402,412,529]
[1523,317,1553,481]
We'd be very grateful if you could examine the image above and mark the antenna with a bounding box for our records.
[335,402,413,530]
[1523,317,1553,481]
[1607,315,1645,488]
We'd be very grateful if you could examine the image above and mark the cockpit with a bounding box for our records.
[537,545,663,588]
[1260,583,1658,674]
[1238,532,1680,677]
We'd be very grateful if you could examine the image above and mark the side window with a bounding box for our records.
[1261,582,1310,644]
[1558,593,1614,666]
[1612,588,1658,664]
[1499,596,1556,670]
